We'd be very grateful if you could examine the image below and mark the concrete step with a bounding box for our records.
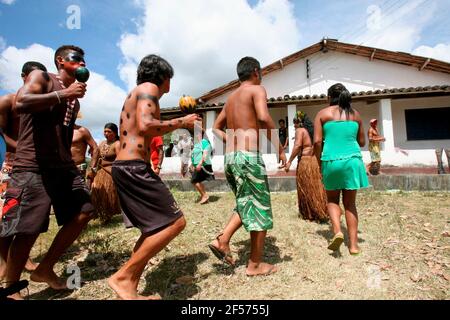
[164,174,450,192]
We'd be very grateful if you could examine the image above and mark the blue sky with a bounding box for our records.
[1,0,449,138]
[0,0,140,89]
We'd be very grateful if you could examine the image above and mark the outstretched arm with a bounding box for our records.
[136,88,200,136]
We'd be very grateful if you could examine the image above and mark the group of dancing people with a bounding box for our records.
[0,44,369,300]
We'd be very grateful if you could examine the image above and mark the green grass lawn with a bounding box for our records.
[24,190,450,300]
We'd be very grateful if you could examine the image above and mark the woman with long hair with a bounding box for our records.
[283,111,327,222]
[90,123,121,223]
[314,83,369,255]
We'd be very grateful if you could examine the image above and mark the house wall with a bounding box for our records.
[158,52,450,172]
[207,51,450,104]
[160,96,449,173]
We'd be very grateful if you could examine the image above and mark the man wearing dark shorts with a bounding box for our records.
[0,61,47,280]
[109,54,200,300]
[0,45,93,299]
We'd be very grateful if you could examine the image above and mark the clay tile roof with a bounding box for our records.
[161,85,450,116]
[197,38,450,103]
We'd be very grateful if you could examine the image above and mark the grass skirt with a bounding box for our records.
[296,156,328,222]
[91,166,121,224]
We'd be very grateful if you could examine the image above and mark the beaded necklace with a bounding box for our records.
[55,75,77,126]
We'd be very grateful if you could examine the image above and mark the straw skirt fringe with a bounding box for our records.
[91,167,121,223]
[296,156,328,222]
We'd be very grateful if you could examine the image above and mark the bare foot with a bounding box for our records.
[246,263,278,277]
[30,269,67,290]
[108,275,161,300]
[199,196,209,205]
[7,293,24,300]
[25,259,39,272]
[349,245,361,255]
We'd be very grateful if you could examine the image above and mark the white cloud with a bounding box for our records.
[0,43,56,91]
[1,0,16,5]
[353,0,434,52]
[118,0,301,107]
[0,43,127,139]
[413,43,450,63]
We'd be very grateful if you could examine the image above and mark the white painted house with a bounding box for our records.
[161,39,450,174]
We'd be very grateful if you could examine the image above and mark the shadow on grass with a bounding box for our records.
[31,243,83,266]
[142,252,209,300]
[206,195,221,203]
[76,250,131,282]
[27,287,75,300]
[210,236,292,275]
[31,214,125,264]
[85,214,124,233]
[316,225,365,258]
[193,195,221,204]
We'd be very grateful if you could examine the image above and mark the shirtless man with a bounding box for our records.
[109,54,200,300]
[210,56,286,276]
[0,45,94,299]
[367,119,385,176]
[71,123,99,186]
[0,61,47,281]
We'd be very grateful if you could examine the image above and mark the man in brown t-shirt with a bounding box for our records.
[0,45,94,299]
[0,61,47,281]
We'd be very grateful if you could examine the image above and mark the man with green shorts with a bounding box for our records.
[210,57,286,276]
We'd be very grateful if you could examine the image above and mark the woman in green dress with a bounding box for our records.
[313,83,369,255]
[190,130,215,204]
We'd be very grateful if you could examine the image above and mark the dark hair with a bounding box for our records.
[137,54,174,86]
[237,57,261,82]
[327,83,353,119]
[54,45,85,69]
[278,119,285,124]
[21,61,47,76]
[104,123,119,141]
[301,116,314,140]
[293,113,314,140]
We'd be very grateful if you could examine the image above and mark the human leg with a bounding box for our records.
[193,181,209,204]
[0,236,13,280]
[209,212,242,265]
[246,231,278,276]
[30,211,92,289]
[326,190,344,251]
[342,190,360,254]
[326,190,342,235]
[4,234,39,299]
[108,216,186,300]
